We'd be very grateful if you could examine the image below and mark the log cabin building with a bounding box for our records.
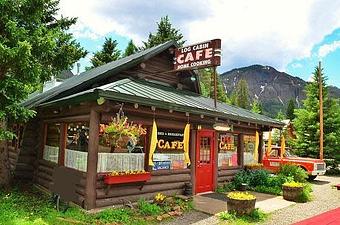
[13,41,283,209]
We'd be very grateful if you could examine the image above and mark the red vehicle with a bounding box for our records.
[262,146,326,180]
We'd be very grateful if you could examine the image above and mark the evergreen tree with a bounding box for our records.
[232,79,250,109]
[88,37,121,69]
[198,68,229,103]
[251,99,263,114]
[292,66,340,159]
[276,110,286,120]
[123,40,138,57]
[0,0,87,186]
[143,16,185,49]
[286,98,296,120]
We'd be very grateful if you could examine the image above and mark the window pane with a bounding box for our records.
[218,133,239,167]
[244,135,257,165]
[43,123,60,163]
[153,129,187,170]
[97,123,147,172]
[65,122,89,172]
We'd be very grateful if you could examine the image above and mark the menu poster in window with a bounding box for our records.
[153,161,171,170]
[157,129,184,152]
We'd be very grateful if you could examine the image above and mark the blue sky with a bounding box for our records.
[60,0,340,88]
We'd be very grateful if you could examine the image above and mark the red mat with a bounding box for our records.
[293,207,340,225]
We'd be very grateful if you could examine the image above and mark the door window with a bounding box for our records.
[199,137,211,164]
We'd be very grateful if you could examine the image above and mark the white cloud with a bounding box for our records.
[318,40,340,58]
[291,63,303,69]
[59,0,340,71]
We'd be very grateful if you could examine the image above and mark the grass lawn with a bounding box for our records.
[0,184,193,225]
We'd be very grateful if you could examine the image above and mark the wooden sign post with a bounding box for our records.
[173,39,221,108]
[318,61,324,160]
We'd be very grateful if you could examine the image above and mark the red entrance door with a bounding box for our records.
[195,130,215,194]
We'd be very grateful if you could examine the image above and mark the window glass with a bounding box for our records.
[65,122,89,171]
[243,135,257,165]
[218,133,239,167]
[43,123,60,163]
[153,129,187,170]
[97,123,147,172]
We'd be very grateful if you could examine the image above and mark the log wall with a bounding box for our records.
[95,169,191,208]
[217,168,242,184]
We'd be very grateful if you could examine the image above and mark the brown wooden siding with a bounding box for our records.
[95,169,190,208]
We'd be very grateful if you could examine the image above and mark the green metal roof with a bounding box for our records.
[22,41,178,108]
[41,78,284,127]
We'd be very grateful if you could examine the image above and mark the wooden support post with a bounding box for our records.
[58,123,67,166]
[213,67,217,108]
[238,134,244,167]
[190,130,196,194]
[318,61,324,160]
[85,109,100,209]
[258,132,263,163]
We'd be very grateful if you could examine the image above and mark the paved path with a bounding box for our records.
[161,176,340,225]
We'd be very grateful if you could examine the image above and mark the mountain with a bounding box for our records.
[220,65,340,117]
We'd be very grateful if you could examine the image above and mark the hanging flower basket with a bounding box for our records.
[282,182,304,202]
[226,192,256,215]
[103,170,151,185]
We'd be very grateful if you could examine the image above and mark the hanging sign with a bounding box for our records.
[174,39,221,71]
[157,130,184,151]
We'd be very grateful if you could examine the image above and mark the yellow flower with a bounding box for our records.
[227,192,256,200]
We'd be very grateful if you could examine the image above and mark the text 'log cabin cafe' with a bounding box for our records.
[14,39,283,210]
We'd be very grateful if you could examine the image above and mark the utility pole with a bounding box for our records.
[318,61,324,160]
[213,67,217,108]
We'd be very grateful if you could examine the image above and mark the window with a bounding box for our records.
[65,122,89,171]
[43,123,60,163]
[97,123,147,173]
[218,133,239,167]
[243,135,257,165]
[152,129,187,170]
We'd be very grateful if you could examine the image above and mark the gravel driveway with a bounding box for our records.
[161,176,340,225]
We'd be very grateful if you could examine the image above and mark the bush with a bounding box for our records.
[217,182,237,193]
[233,169,270,188]
[137,199,162,216]
[278,164,308,183]
[297,184,313,203]
[254,186,282,196]
[219,208,267,223]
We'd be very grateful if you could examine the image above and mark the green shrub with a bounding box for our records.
[217,182,237,193]
[233,169,270,188]
[137,199,162,216]
[278,164,308,182]
[219,208,267,223]
[297,184,313,203]
[254,186,282,195]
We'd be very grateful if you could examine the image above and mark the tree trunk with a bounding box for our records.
[0,121,10,187]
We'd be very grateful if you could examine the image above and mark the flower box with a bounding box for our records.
[282,184,304,202]
[104,172,151,185]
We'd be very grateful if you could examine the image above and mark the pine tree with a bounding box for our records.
[123,40,138,57]
[88,37,121,69]
[251,99,263,114]
[232,79,250,109]
[286,98,296,120]
[143,16,185,49]
[0,0,87,186]
[292,66,340,160]
[198,68,229,103]
[276,110,286,120]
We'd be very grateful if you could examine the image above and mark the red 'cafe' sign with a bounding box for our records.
[174,39,221,71]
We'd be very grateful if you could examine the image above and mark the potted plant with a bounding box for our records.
[282,181,305,202]
[103,108,146,151]
[103,170,151,185]
[226,192,256,215]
